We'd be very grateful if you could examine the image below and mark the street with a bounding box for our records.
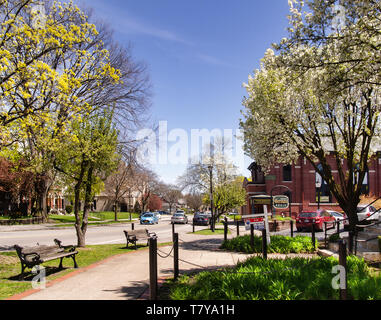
[0,216,192,251]
[0,215,347,252]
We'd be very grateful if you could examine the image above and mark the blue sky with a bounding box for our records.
[74,0,291,184]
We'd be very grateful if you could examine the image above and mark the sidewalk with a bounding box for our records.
[8,231,257,300]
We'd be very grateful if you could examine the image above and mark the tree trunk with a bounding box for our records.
[74,159,88,248]
[81,165,94,245]
[114,200,118,221]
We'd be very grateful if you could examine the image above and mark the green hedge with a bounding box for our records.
[221,235,317,254]
[221,235,318,253]
[167,256,381,300]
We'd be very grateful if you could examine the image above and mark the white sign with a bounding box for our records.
[244,217,265,230]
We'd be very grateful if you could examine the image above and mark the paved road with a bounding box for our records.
[0,216,193,250]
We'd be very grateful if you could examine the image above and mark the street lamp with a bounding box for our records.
[208,164,215,232]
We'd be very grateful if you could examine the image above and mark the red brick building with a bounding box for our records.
[242,153,381,216]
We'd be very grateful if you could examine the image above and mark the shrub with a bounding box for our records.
[328,233,340,243]
[168,256,381,300]
[65,205,73,214]
[221,235,317,254]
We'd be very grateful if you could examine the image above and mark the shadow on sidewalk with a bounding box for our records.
[179,238,223,251]
[102,280,148,299]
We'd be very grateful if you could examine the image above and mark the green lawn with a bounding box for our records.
[189,228,230,236]
[0,242,171,300]
[49,211,140,225]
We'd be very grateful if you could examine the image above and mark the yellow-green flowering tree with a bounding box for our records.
[54,108,119,247]
[0,1,124,219]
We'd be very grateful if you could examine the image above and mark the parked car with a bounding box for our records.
[357,204,379,221]
[152,211,161,220]
[193,212,211,226]
[140,212,159,225]
[296,210,336,232]
[171,212,188,224]
[158,210,170,215]
[325,210,350,230]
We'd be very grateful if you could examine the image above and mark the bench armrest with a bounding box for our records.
[22,252,41,262]
[54,239,76,251]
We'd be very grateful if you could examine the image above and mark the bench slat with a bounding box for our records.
[40,251,78,262]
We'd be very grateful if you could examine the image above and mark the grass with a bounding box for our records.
[189,228,230,236]
[0,242,170,300]
[48,211,140,226]
[164,255,381,300]
[221,235,317,254]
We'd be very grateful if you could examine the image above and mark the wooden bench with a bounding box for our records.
[14,239,78,280]
[123,229,157,249]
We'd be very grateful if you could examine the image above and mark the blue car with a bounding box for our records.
[140,212,159,225]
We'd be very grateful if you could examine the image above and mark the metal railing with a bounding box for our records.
[322,197,381,253]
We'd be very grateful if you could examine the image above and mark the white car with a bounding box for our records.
[357,205,379,221]
[325,210,349,229]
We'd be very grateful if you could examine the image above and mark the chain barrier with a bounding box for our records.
[157,245,175,259]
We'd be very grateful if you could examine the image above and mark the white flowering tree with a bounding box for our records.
[240,0,381,232]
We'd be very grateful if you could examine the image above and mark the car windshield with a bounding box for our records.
[299,212,317,218]
[143,213,153,217]
[330,212,343,217]
[174,214,184,217]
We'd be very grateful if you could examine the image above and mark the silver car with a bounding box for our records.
[357,205,379,221]
[171,212,188,224]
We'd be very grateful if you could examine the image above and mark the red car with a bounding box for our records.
[296,210,336,232]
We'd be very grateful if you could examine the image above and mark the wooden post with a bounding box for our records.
[131,223,134,230]
[236,220,240,237]
[192,222,195,233]
[224,217,228,241]
[290,220,294,238]
[262,229,267,260]
[348,231,354,254]
[312,223,316,251]
[173,233,179,280]
[149,237,157,300]
[172,222,175,242]
[339,240,347,300]
[250,224,254,249]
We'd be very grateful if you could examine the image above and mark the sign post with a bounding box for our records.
[243,195,271,245]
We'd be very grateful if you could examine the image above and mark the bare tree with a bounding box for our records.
[155,183,182,214]
[104,158,135,221]
[133,167,159,213]
[184,193,203,213]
